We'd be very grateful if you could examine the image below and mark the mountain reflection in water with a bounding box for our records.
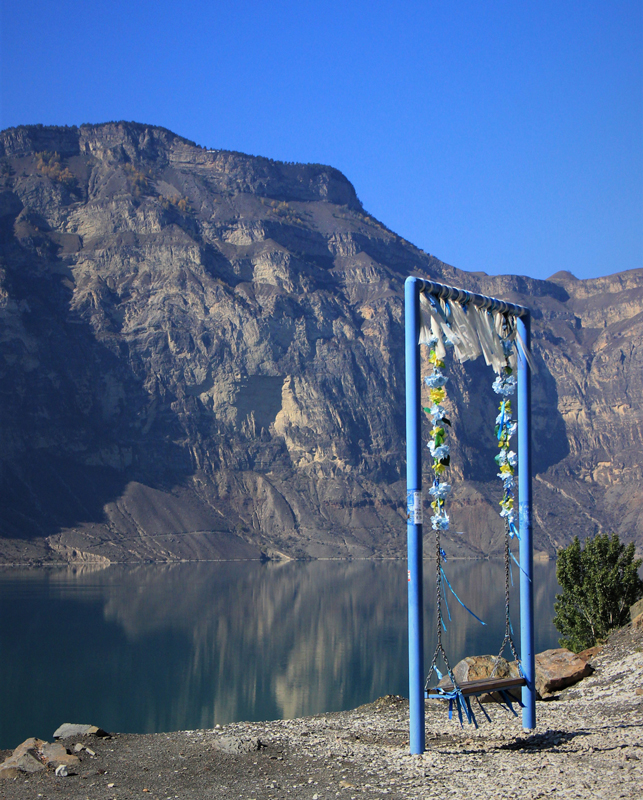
[0,559,560,748]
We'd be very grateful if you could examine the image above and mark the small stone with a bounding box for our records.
[635,688,643,696]
[55,765,68,777]
[107,782,115,787]
[85,747,96,757]
[73,743,84,752]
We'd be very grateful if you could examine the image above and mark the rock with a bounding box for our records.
[0,738,46,779]
[450,655,520,684]
[55,764,68,777]
[212,735,262,755]
[576,645,603,662]
[53,723,109,739]
[534,648,593,697]
[41,741,80,767]
[630,598,643,621]
[633,613,643,630]
[436,655,521,703]
[73,743,84,752]
[0,736,82,779]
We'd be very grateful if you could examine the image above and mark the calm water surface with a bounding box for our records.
[0,559,560,748]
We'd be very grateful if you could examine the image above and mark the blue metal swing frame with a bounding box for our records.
[405,276,535,755]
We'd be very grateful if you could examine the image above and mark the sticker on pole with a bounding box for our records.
[406,490,423,525]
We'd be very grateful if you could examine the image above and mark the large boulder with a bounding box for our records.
[533,648,593,697]
[436,655,521,703]
[446,654,519,685]
[52,723,109,739]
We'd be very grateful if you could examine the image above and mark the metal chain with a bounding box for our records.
[490,519,522,678]
[424,526,460,693]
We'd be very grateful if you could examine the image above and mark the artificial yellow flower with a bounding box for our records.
[430,387,446,404]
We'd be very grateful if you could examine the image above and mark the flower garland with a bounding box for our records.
[424,337,452,531]
[493,326,519,538]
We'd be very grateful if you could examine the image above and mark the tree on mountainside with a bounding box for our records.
[553,534,643,652]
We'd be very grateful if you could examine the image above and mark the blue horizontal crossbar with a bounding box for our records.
[413,276,529,318]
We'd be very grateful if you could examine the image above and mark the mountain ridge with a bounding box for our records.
[1,122,641,563]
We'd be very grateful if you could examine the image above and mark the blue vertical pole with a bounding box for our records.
[517,314,536,729]
[405,276,425,754]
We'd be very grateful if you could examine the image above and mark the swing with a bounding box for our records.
[424,520,528,725]
[419,291,529,726]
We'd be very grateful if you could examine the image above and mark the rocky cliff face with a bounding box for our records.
[1,122,641,562]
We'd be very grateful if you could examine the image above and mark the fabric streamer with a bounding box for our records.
[418,289,533,376]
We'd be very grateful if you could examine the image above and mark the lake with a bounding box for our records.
[0,558,560,749]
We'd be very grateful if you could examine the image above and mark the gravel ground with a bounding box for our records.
[1,625,641,800]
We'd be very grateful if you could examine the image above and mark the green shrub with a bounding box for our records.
[553,533,643,652]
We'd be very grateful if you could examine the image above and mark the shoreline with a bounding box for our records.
[1,623,641,799]
[0,553,550,569]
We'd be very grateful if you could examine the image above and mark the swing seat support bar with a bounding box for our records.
[405,276,536,756]
[429,675,527,698]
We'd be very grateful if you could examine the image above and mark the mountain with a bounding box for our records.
[1,122,641,563]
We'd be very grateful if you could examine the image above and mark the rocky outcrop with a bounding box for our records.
[0,737,80,779]
[1,122,642,562]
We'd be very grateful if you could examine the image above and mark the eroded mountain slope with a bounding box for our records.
[0,123,641,562]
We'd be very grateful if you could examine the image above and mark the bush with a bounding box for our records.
[123,163,149,197]
[35,151,76,187]
[553,534,643,652]
[161,194,191,214]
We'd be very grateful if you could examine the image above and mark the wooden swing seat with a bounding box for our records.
[432,675,526,697]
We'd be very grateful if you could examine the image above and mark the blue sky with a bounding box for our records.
[1,0,641,282]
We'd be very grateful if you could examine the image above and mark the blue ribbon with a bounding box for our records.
[497,402,506,439]
[510,550,531,581]
[440,567,486,626]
